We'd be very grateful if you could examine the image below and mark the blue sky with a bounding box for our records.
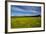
[11,5,41,16]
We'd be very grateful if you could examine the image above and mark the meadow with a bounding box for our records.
[11,16,41,28]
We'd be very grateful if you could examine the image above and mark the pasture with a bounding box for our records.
[11,16,41,28]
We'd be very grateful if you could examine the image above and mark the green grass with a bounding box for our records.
[11,17,41,28]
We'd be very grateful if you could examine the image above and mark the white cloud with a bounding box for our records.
[12,7,40,13]
[12,7,25,11]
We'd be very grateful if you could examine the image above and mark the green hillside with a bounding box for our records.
[11,16,41,28]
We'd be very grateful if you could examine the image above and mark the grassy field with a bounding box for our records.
[11,16,41,28]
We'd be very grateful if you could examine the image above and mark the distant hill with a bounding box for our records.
[11,15,41,18]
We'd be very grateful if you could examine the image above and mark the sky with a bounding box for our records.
[11,5,41,16]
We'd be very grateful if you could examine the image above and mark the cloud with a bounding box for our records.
[11,7,25,12]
